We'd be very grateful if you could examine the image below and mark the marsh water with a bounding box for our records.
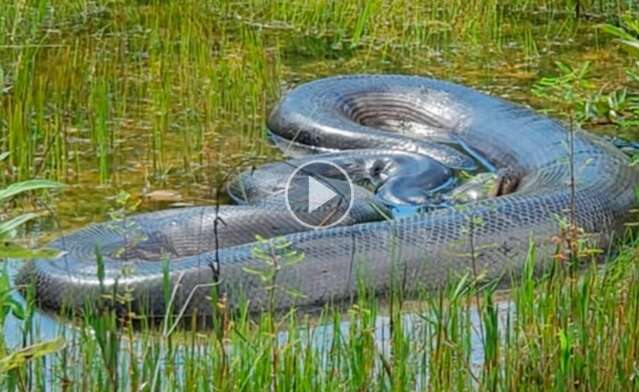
[2,2,638,376]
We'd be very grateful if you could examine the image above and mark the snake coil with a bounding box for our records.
[17,75,639,316]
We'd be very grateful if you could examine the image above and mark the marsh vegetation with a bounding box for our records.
[2,0,639,390]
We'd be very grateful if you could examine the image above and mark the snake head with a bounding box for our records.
[375,171,454,206]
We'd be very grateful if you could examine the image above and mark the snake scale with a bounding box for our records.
[17,75,639,316]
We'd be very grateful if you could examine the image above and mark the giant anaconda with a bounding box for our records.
[17,75,639,316]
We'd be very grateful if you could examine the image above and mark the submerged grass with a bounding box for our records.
[0,1,636,191]
[5,236,639,390]
[3,0,639,390]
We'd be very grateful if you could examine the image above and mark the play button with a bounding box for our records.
[285,160,354,229]
[307,176,338,213]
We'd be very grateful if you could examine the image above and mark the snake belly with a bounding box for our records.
[16,75,639,316]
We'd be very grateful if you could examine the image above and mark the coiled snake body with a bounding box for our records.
[17,75,639,315]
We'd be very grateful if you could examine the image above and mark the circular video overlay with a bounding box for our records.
[285,160,354,229]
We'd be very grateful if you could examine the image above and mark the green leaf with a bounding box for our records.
[0,272,8,293]
[618,39,639,54]
[5,297,25,320]
[282,287,306,299]
[0,338,65,373]
[0,242,63,260]
[599,24,636,41]
[242,267,264,276]
[0,180,63,203]
[0,213,40,237]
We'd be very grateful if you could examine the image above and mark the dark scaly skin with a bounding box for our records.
[17,75,639,316]
[227,149,453,207]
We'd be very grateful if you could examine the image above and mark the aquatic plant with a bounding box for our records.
[0,179,63,260]
[2,1,639,390]
[0,179,63,386]
[2,234,639,389]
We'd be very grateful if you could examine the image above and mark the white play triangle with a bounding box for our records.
[307,176,337,213]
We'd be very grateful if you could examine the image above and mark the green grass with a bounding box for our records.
[4,236,639,390]
[0,0,635,188]
[3,0,639,390]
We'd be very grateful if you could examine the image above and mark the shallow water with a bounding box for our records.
[8,9,633,234]
[3,2,637,372]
